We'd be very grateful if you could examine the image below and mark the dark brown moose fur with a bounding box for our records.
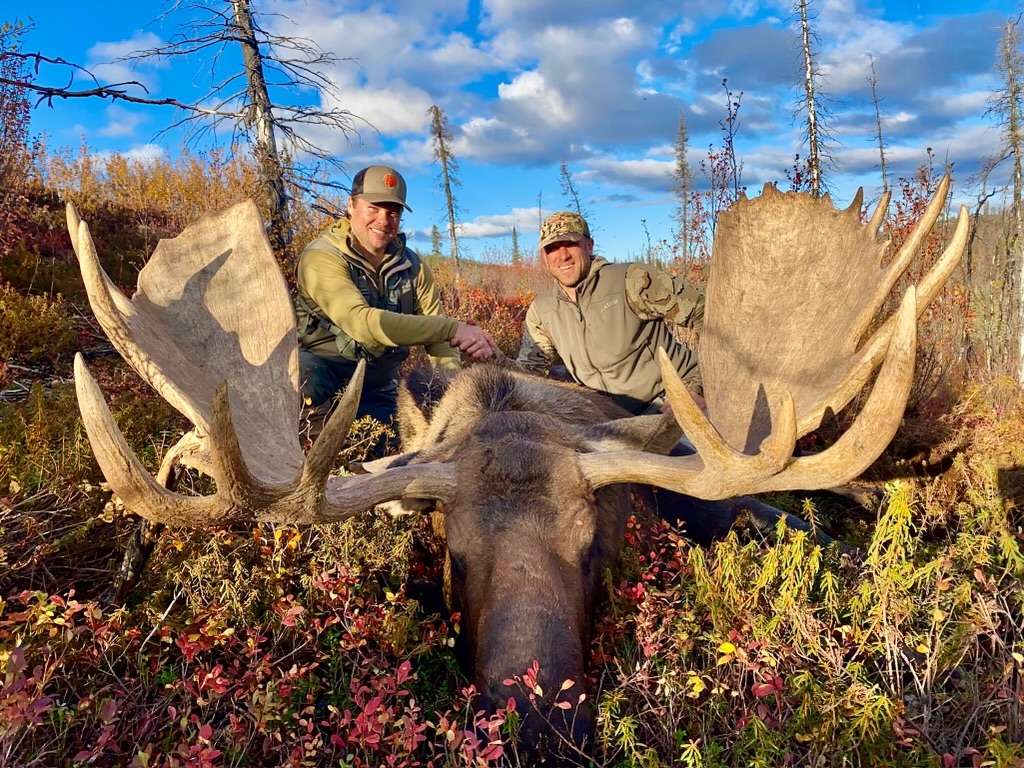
[393,364,656,758]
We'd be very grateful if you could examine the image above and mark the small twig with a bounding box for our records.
[139,588,182,652]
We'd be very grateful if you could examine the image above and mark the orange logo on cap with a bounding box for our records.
[383,173,397,188]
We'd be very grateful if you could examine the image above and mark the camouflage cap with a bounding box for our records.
[538,211,591,249]
[351,165,412,212]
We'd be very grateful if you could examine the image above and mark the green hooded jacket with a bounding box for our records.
[295,218,460,373]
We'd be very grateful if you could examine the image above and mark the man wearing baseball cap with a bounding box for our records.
[518,212,811,545]
[517,210,703,415]
[294,165,496,438]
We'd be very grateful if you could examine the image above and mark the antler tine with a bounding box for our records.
[69,210,205,429]
[580,354,797,498]
[852,174,950,343]
[657,348,795,475]
[868,189,891,235]
[761,286,917,492]
[845,187,865,215]
[206,381,285,503]
[74,354,243,527]
[66,203,82,257]
[915,203,971,309]
[657,348,735,467]
[73,216,137,349]
[795,202,969,437]
[303,360,365,486]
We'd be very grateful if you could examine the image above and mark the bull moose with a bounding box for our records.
[66,177,967,758]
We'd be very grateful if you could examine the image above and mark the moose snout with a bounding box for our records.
[476,678,595,761]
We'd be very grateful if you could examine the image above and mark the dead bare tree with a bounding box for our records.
[986,14,1024,382]
[559,160,586,219]
[0,0,363,255]
[867,53,889,194]
[428,104,461,272]
[794,0,832,197]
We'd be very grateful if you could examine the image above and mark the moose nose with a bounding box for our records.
[476,686,595,759]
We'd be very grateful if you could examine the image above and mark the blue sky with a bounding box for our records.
[13,0,1016,261]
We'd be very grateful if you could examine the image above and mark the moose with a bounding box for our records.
[67,177,967,758]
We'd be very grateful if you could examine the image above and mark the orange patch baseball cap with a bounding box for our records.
[350,165,412,211]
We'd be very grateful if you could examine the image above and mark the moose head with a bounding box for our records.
[67,178,968,757]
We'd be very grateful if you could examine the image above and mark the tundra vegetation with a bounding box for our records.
[2,62,1024,768]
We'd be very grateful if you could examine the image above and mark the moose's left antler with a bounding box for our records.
[581,177,968,498]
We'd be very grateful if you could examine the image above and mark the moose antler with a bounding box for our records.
[70,201,455,526]
[581,178,969,498]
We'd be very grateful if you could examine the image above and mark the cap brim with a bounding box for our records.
[539,231,587,250]
[357,192,413,212]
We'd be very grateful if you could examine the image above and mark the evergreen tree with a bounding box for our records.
[672,112,693,258]
[511,223,522,265]
[430,224,443,260]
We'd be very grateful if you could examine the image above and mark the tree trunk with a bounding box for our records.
[429,105,461,273]
[441,155,460,271]
[232,0,290,255]
[798,0,822,197]
[868,54,888,194]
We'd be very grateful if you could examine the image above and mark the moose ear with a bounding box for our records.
[397,385,429,450]
[398,364,452,450]
[578,413,682,455]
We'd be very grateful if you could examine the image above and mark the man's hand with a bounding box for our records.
[451,322,498,361]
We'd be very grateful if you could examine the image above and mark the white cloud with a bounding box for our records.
[97,105,146,138]
[93,143,165,166]
[332,82,434,136]
[498,71,574,125]
[455,206,548,238]
[347,138,436,170]
[579,156,675,191]
[86,32,166,91]
[460,17,684,162]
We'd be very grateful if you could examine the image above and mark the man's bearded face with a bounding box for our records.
[542,238,593,289]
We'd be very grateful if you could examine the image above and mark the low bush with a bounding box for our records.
[0,284,77,365]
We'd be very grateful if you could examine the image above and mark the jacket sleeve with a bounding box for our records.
[298,247,459,350]
[515,302,560,374]
[416,260,462,371]
[624,263,704,346]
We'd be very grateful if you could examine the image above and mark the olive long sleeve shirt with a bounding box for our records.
[296,219,460,370]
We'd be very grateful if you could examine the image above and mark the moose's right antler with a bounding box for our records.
[581,177,969,499]
[70,201,455,526]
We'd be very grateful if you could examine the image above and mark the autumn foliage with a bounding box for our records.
[1,88,1023,767]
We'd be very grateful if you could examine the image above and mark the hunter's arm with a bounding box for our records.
[298,247,459,349]
[516,302,560,374]
[415,261,462,371]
